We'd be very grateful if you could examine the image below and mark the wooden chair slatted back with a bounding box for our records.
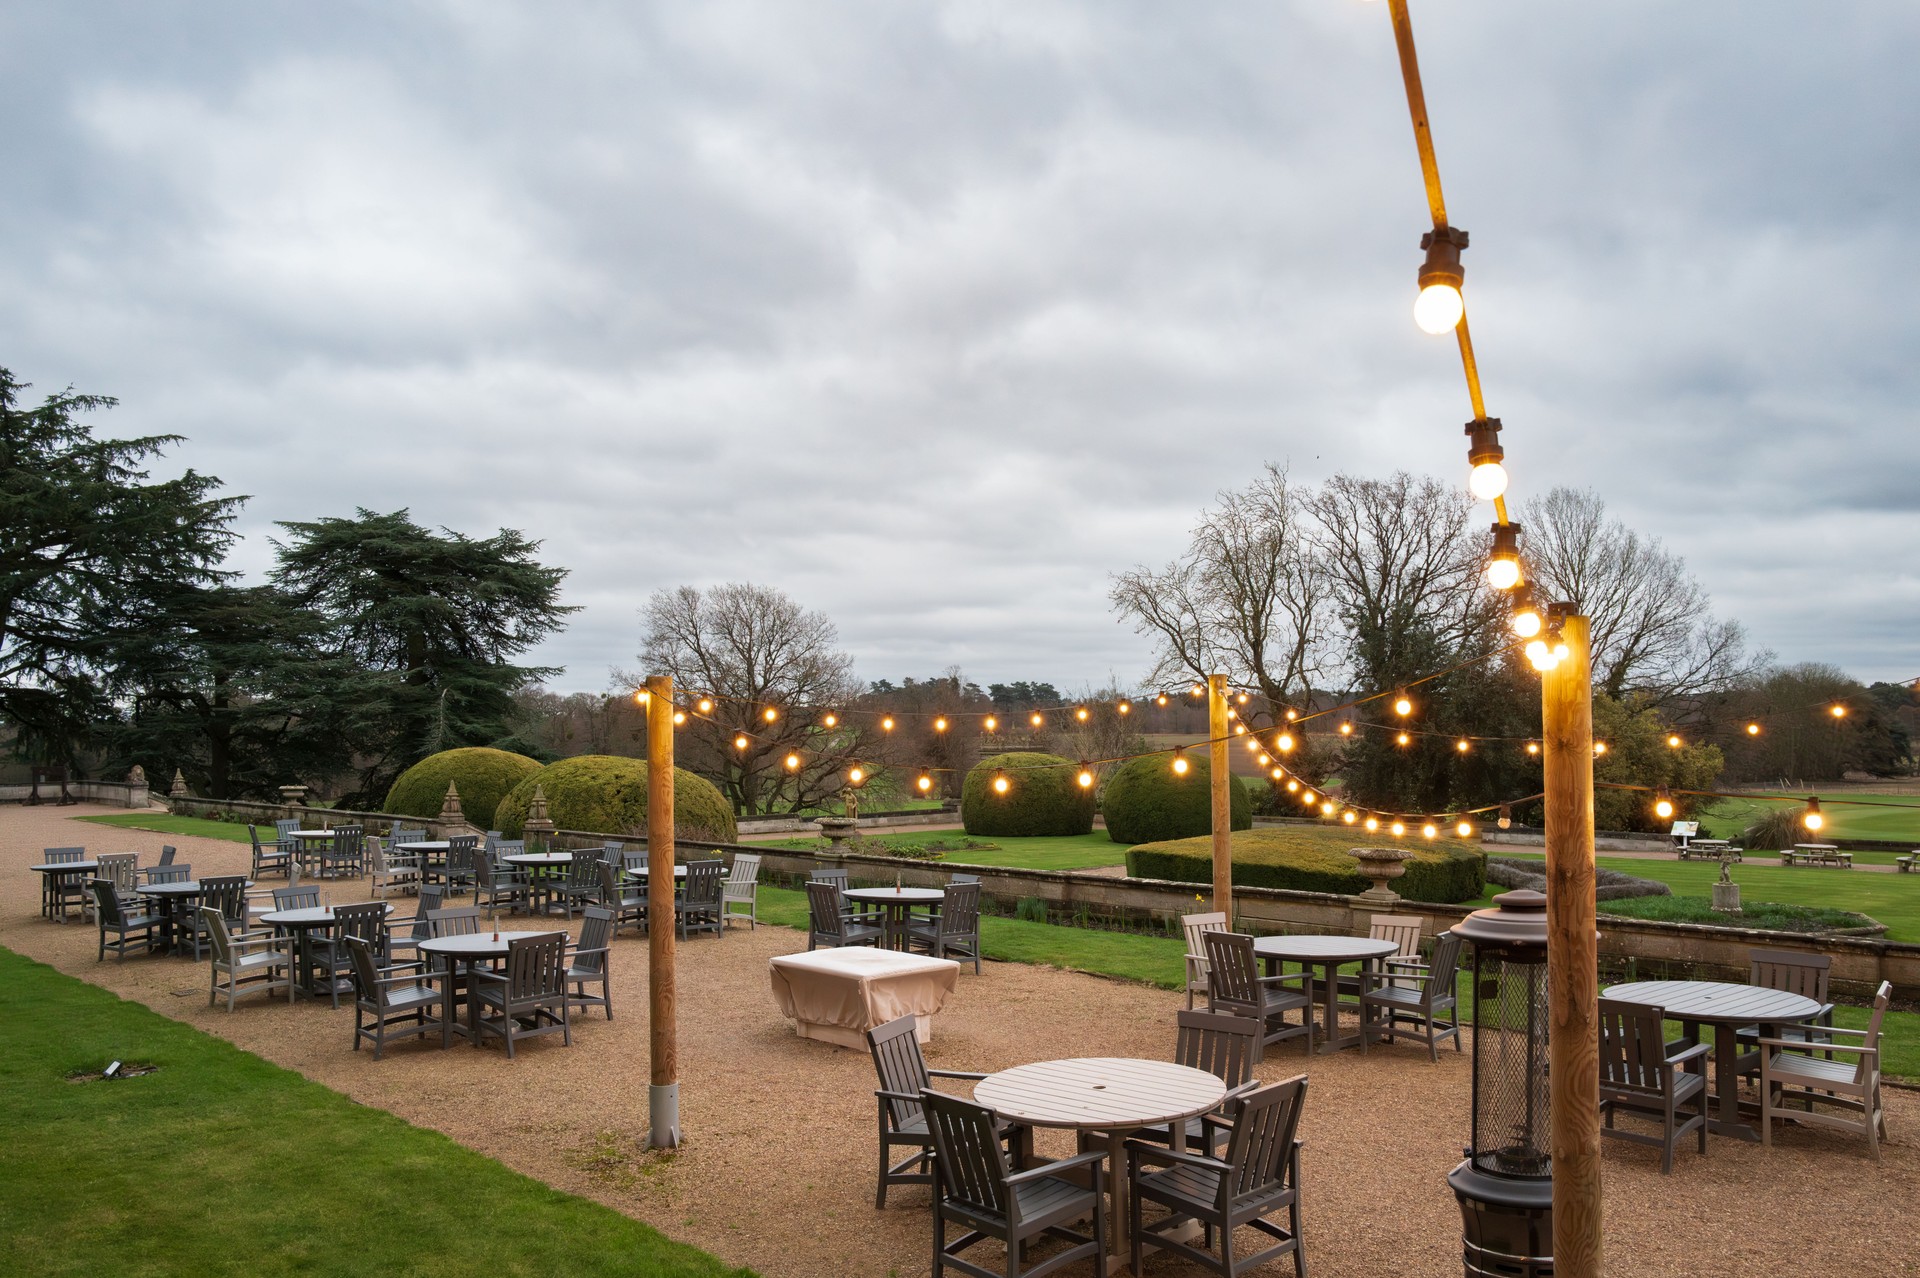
[1367,913,1424,959]
[331,901,387,948]
[811,868,851,890]
[868,1015,932,1129]
[727,853,761,887]
[91,879,127,926]
[407,886,447,939]
[1748,948,1831,1004]
[1202,931,1260,1006]
[567,853,600,890]
[1182,912,1229,963]
[158,845,179,866]
[199,907,237,965]
[200,875,250,926]
[343,934,385,1005]
[939,883,981,938]
[1423,932,1464,1008]
[146,865,192,884]
[96,853,139,894]
[684,859,725,906]
[575,908,614,974]
[274,820,301,841]
[504,933,567,998]
[1852,981,1893,1085]
[920,1090,1012,1222]
[1597,998,1671,1093]
[1175,1009,1259,1089]
[274,885,322,911]
[1222,1076,1308,1206]
[807,881,847,940]
[44,847,85,865]
[427,906,483,937]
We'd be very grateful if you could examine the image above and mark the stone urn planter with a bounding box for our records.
[816,816,858,848]
[1350,846,1412,905]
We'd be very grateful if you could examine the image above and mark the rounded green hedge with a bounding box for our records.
[961,752,1096,837]
[382,747,543,829]
[1125,826,1486,904]
[493,755,737,843]
[1101,753,1251,844]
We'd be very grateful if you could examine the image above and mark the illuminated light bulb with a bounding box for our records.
[1526,741,1541,756]
[1422,823,1438,839]
[1456,739,1471,753]
[1364,817,1380,832]
[1456,820,1475,838]
[1396,732,1411,747]
[1498,803,1513,829]
[992,769,1010,795]
[848,765,866,785]
[881,716,895,732]
[916,770,933,794]
[763,706,778,723]
[1277,733,1295,753]
[1390,821,1406,837]
[1653,787,1675,821]
[984,716,997,732]
[1029,712,1044,728]
[1271,767,1285,781]
[1831,704,1847,719]
[733,733,749,751]
[1343,811,1357,825]
[1667,734,1682,749]
[1393,695,1413,717]
[1171,751,1190,776]
[1525,639,1553,670]
[1191,684,1205,697]
[1486,557,1521,590]
[933,717,948,733]
[672,711,687,726]
[1234,723,1247,736]
[1486,521,1524,591]
[1802,796,1823,831]
[823,712,838,728]
[1553,642,1570,662]
[1117,701,1131,715]
[1283,778,1299,793]
[1746,722,1761,736]
[1414,282,1465,334]
[696,697,712,714]
[1075,707,1089,722]
[1258,754,1272,767]
[1339,721,1354,736]
[634,690,650,706]
[1469,461,1509,502]
[1227,707,1238,721]
[1512,608,1543,639]
[1077,765,1095,789]
[1594,741,1608,756]
[785,753,802,772]
[1155,694,1169,708]
[1285,708,1298,721]
[1303,791,1318,805]
[1236,692,1250,706]
[1322,802,1335,816]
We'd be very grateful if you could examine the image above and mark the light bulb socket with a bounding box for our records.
[1464,417,1503,468]
[1488,521,1523,575]
[1418,225,1469,291]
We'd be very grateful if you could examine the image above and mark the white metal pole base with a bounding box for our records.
[648,1082,682,1148]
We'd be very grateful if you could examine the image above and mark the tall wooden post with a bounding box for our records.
[1542,616,1600,1276]
[1208,674,1232,919]
[646,675,682,1148]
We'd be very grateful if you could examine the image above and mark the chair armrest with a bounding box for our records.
[1757,1037,1878,1058]
[1005,1149,1106,1185]
[468,968,509,988]
[372,965,436,988]
[566,945,610,962]
[1811,1023,1869,1038]
[1258,971,1310,989]
[1124,1140,1228,1172]
[875,1088,928,1106]
[1665,1042,1711,1068]
[927,1069,989,1081]
[1383,956,1427,971]
[229,934,290,953]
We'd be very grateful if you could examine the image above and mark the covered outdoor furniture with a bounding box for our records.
[565,906,615,1020]
[344,934,454,1059]
[1126,1076,1310,1278]
[470,932,573,1058]
[1131,1010,1260,1157]
[597,862,647,934]
[1204,932,1314,1059]
[1358,929,1464,1060]
[921,1088,1107,1278]
[249,824,294,880]
[1597,996,1710,1173]
[91,878,164,962]
[770,947,960,1049]
[1759,980,1892,1160]
[806,880,884,951]
[722,852,761,929]
[201,906,296,1010]
[865,1014,1026,1209]
[1181,912,1230,1010]
[903,882,983,973]
[675,859,726,938]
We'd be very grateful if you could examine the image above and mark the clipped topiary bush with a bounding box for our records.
[1100,753,1251,844]
[1126,826,1486,904]
[382,747,543,829]
[961,752,1096,837]
[493,755,737,843]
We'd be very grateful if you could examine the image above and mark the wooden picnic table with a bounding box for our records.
[1783,844,1851,868]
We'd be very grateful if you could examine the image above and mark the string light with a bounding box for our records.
[672,711,687,726]
[1510,585,1543,639]
[992,769,1010,795]
[1653,787,1675,820]
[733,733,750,751]
[1486,522,1523,590]
[1746,723,1761,736]
[823,712,838,728]
[1465,418,1507,502]
[1526,742,1540,756]
[1396,732,1411,747]
[1390,821,1406,837]
[1276,733,1295,753]
[1076,707,1090,722]
[785,752,802,772]
[1343,811,1358,825]
[1525,639,1555,671]
[1191,684,1205,697]
[1156,694,1170,708]
[1339,721,1354,736]
[1117,700,1131,715]
[696,697,713,714]
[916,770,934,794]
[1227,707,1238,721]
[1497,803,1513,829]
[634,690,649,706]
[1831,705,1848,719]
[1030,712,1044,728]
[1393,694,1413,717]
[1364,816,1380,832]
[1422,823,1438,839]
[881,716,896,732]
[1802,796,1823,831]
[1285,708,1298,721]
[1593,742,1608,756]
[984,716,997,732]
[933,717,948,733]
[1667,734,1682,749]
[1456,738,1471,753]
[1237,692,1250,706]
[1077,764,1095,789]
[1415,225,1469,334]
[1456,820,1475,838]
[1286,779,1300,793]
[762,706,778,723]
[1172,750,1190,776]
[848,765,866,786]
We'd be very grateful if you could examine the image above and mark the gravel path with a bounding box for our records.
[7,804,1918,1277]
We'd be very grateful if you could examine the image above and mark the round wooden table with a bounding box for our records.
[977,1058,1226,1274]
[504,852,575,868]
[31,861,98,921]
[420,930,554,1044]
[845,887,946,950]
[137,879,249,952]
[261,903,394,999]
[1254,935,1401,1053]
[1603,979,1822,1141]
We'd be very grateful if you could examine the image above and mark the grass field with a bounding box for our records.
[79,812,256,842]
[1698,793,1920,844]
[0,946,748,1278]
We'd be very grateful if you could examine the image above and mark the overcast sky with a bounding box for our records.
[4,1,1916,694]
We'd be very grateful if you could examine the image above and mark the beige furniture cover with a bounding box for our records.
[769,948,961,1050]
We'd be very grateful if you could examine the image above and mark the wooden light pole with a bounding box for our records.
[1208,674,1232,918]
[1542,616,1600,1276]
[645,674,682,1148]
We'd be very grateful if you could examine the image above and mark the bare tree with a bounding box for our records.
[1110,465,1335,720]
[627,583,866,816]
[1520,487,1763,704]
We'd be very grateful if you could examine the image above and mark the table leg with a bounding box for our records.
[1105,1128,1130,1275]
[1706,1022,1757,1140]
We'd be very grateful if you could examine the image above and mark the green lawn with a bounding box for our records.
[1699,794,1920,844]
[78,812,256,842]
[760,829,1130,872]
[0,946,749,1278]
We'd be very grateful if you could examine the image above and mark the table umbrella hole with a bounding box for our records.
[67,1061,158,1083]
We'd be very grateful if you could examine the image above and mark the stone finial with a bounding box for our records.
[127,764,147,787]
[523,783,556,850]
[169,768,189,798]
[528,784,549,825]
[438,781,465,826]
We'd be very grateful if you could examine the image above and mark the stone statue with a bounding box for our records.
[126,764,147,787]
[840,783,860,823]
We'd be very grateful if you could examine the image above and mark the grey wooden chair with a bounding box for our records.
[368,838,420,899]
[722,853,761,930]
[1204,932,1313,1059]
[904,883,983,973]
[675,859,725,939]
[444,835,479,896]
[814,866,880,923]
[202,906,296,1011]
[555,851,602,919]
[314,901,394,1009]
[1358,929,1464,1060]
[1338,913,1426,1001]
[42,847,89,921]
[1126,1076,1310,1278]
[321,825,365,879]
[249,824,294,880]
[177,874,252,960]
[565,906,615,1020]
[272,883,321,911]
[1181,912,1230,1010]
[1597,996,1710,1174]
[144,864,191,885]
[597,862,647,935]
[921,1088,1107,1278]
[1132,1010,1261,1157]
[807,881,884,951]
[474,848,530,918]
[1760,980,1892,1161]
[157,843,180,867]
[1738,948,1835,1071]
[344,934,454,1058]
[91,853,140,924]
[91,879,163,962]
[865,1014,1027,1209]
[427,905,484,937]
[470,932,572,1058]
[385,883,447,965]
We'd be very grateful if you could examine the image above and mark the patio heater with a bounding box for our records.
[1449,888,1553,1277]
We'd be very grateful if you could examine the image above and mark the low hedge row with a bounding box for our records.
[1126,826,1486,905]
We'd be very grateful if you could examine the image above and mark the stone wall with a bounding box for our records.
[1,780,150,809]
